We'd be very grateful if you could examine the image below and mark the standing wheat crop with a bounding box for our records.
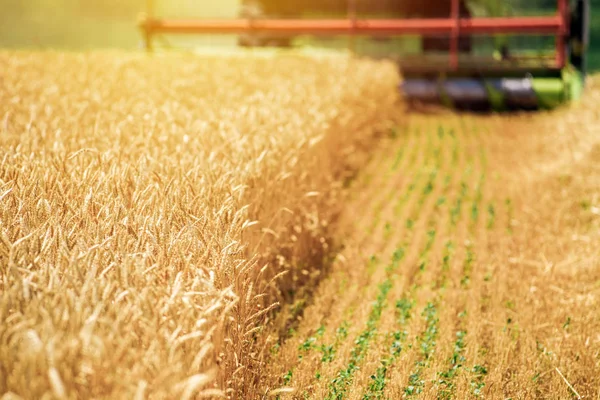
[0,51,398,399]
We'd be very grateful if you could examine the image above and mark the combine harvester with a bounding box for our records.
[140,0,590,111]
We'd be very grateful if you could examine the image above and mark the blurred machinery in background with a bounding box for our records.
[140,0,590,110]
[237,0,473,50]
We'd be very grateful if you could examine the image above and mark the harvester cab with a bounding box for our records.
[139,0,590,111]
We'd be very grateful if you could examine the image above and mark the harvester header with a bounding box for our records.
[139,0,590,110]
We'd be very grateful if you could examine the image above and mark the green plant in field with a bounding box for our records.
[396,298,414,324]
[326,268,396,399]
[419,229,436,259]
[438,319,468,399]
[362,298,414,399]
[320,344,336,362]
[317,325,326,337]
[471,203,479,222]
[436,196,447,208]
[450,186,466,227]
[461,246,476,289]
[404,303,439,398]
[364,369,387,399]
[506,198,514,234]
[580,199,591,210]
[283,369,293,385]
[387,248,406,274]
[299,336,317,353]
[563,316,572,331]
[368,255,379,275]
[423,180,435,197]
[433,146,442,164]
[442,254,451,272]
[419,303,439,360]
[435,240,454,289]
[470,364,488,397]
[300,321,349,367]
[418,170,438,206]
[384,222,393,240]
[363,334,406,399]
[475,174,485,203]
[487,203,496,229]
[297,325,329,360]
[336,321,350,341]
[364,124,449,399]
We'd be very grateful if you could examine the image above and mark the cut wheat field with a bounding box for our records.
[1,51,599,400]
[264,109,600,399]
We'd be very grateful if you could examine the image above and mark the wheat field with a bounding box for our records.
[1,51,599,400]
[0,51,396,399]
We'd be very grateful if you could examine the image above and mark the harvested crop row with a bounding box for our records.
[382,120,480,400]
[264,100,600,399]
[0,51,398,399]
[263,118,473,397]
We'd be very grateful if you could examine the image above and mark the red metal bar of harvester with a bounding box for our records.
[140,16,564,36]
